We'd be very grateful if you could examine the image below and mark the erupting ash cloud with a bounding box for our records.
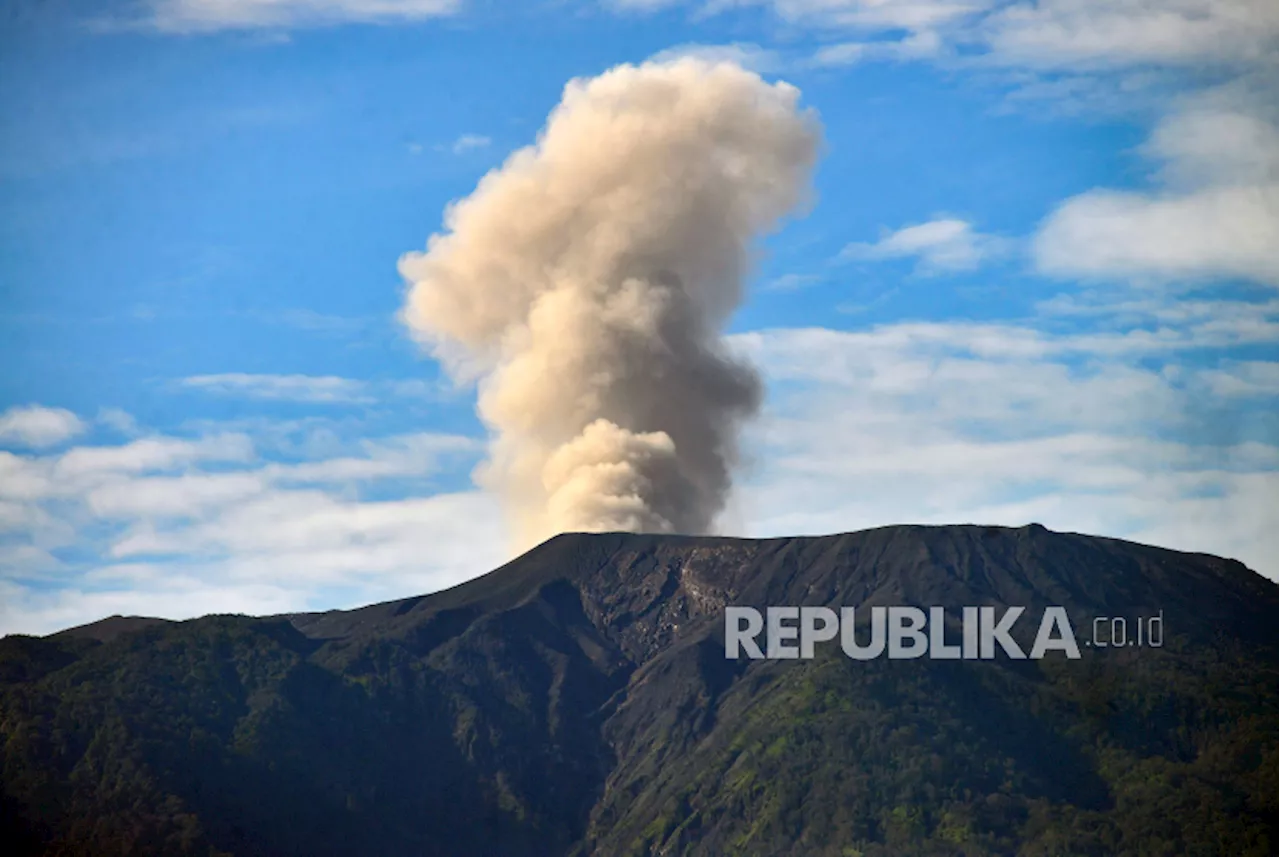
[399,58,820,549]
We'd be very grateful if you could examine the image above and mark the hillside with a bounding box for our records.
[1,524,1276,856]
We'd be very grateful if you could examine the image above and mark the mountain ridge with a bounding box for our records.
[2,523,1276,856]
[36,523,1270,645]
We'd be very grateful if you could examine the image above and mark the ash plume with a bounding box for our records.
[399,58,820,550]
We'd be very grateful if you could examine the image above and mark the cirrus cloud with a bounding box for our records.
[180,373,375,403]
[139,0,461,33]
[841,218,1009,273]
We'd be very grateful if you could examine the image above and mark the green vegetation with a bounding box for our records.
[1,526,1276,855]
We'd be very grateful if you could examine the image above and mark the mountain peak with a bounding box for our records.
[3,525,1275,856]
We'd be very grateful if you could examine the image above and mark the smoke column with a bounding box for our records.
[399,58,821,550]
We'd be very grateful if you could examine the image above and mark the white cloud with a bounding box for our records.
[762,272,822,291]
[96,407,141,436]
[980,0,1277,71]
[626,1,1276,121]
[841,218,1007,272]
[675,1,1276,74]
[736,297,1277,367]
[85,472,270,519]
[0,418,499,636]
[55,434,256,479]
[809,31,944,66]
[769,0,984,31]
[178,373,462,405]
[0,405,86,448]
[270,308,372,334]
[450,134,491,155]
[180,373,374,403]
[41,432,476,519]
[1036,290,1278,329]
[3,297,1275,638]
[1198,362,1278,398]
[1035,185,1277,284]
[809,41,867,66]
[1035,94,1278,285]
[0,453,56,503]
[649,42,784,73]
[107,489,498,575]
[0,578,307,638]
[1143,103,1277,189]
[729,313,1278,580]
[191,432,478,498]
[142,0,461,33]
[622,1,1280,292]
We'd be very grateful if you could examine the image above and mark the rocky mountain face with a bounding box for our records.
[1,524,1276,856]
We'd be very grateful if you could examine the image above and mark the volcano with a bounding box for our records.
[1,524,1276,856]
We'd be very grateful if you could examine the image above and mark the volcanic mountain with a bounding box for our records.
[1,524,1276,856]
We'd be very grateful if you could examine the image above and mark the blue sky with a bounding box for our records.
[1,0,1276,635]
